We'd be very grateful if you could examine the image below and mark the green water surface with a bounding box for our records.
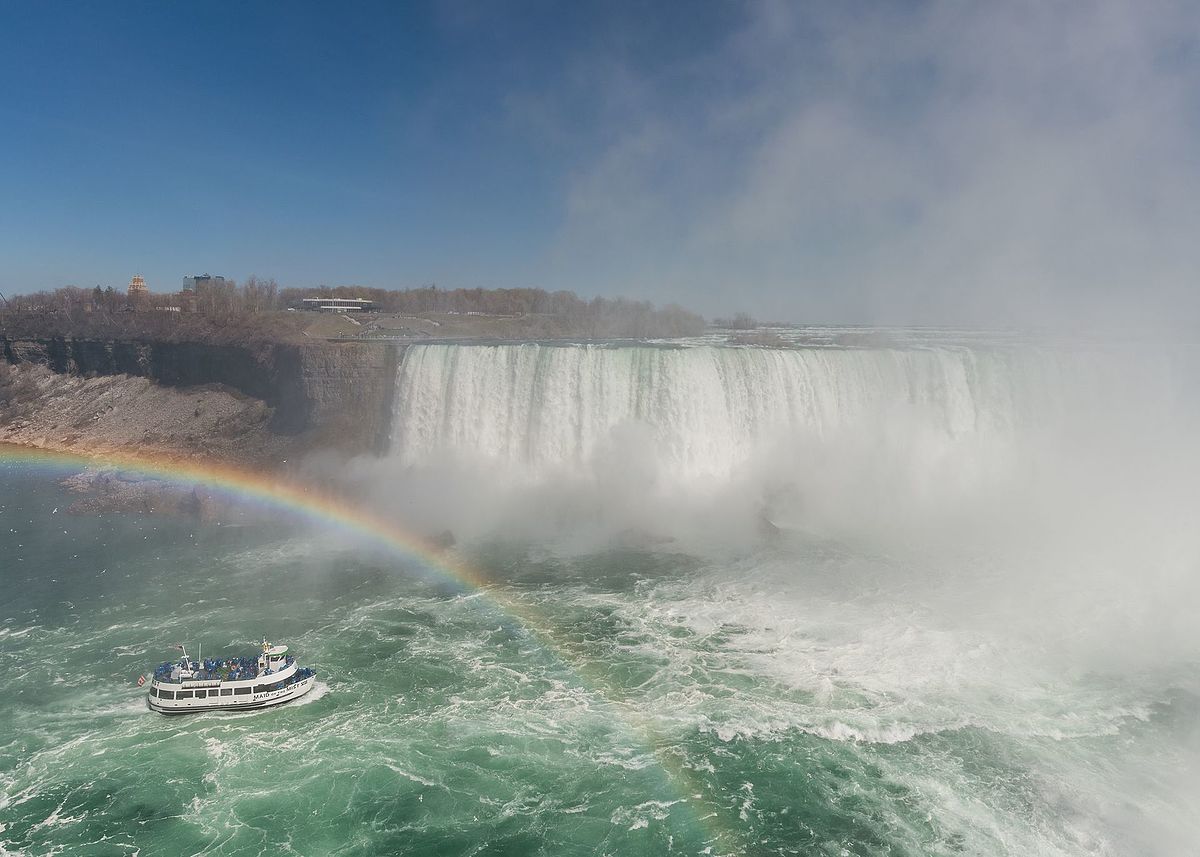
[1,467,1195,856]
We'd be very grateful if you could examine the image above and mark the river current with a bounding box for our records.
[3,337,1199,855]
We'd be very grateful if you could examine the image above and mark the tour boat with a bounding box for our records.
[145,638,316,715]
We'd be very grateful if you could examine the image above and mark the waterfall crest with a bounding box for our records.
[389,343,1190,481]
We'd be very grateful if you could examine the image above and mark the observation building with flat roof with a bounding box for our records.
[301,297,376,312]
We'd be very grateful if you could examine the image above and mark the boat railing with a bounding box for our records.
[152,655,292,684]
[151,657,312,686]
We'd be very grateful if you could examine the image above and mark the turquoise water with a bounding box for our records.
[2,466,1197,856]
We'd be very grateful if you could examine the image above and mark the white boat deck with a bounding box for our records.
[146,641,316,714]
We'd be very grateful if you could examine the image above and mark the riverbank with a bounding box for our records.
[2,335,402,454]
[0,362,307,518]
[1,363,296,464]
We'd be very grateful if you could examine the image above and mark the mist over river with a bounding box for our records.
[4,337,1200,855]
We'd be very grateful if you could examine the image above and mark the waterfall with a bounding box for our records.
[387,343,1192,484]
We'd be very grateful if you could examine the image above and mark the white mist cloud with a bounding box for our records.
[323,333,1200,849]
[536,0,1200,327]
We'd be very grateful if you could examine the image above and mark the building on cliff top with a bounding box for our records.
[128,274,148,297]
[183,274,226,291]
[301,297,377,312]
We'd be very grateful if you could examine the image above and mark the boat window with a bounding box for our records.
[235,687,251,695]
[177,691,193,699]
[195,689,207,698]
[159,690,175,700]
[221,688,234,696]
[149,686,158,697]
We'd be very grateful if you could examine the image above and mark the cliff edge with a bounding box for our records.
[1,337,403,462]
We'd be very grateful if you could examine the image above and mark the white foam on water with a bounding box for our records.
[560,568,1169,749]
[288,680,330,707]
[0,626,38,640]
[611,798,685,832]
[382,763,438,787]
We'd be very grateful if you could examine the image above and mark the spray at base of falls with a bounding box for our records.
[382,342,1200,545]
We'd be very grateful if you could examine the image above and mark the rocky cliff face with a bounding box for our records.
[1,337,402,453]
[1,363,285,463]
[288,341,402,452]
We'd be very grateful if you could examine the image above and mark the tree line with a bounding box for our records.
[3,276,284,316]
[2,281,707,340]
[282,285,705,337]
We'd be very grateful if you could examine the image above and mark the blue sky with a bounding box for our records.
[2,1,1199,325]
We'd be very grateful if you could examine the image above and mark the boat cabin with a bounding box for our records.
[259,644,289,674]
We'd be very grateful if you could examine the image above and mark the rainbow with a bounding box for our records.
[0,443,739,851]
[0,445,488,589]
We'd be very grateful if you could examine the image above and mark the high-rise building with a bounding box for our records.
[128,274,148,297]
[183,274,226,291]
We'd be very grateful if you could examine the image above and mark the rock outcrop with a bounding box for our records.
[1,337,403,454]
[0,363,285,463]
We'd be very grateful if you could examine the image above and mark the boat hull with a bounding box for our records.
[147,674,316,715]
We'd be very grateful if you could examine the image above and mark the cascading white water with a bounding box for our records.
[387,342,1187,482]
[376,339,1200,553]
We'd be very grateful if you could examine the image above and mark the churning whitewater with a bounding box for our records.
[4,338,1200,856]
